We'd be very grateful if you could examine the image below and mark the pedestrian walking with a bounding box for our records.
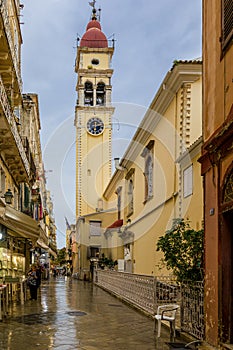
[36,262,43,287]
[27,264,39,300]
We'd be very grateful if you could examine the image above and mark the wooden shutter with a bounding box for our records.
[89,221,101,236]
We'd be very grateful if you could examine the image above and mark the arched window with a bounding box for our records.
[116,186,122,220]
[141,140,154,202]
[145,155,153,200]
[84,81,93,106]
[127,179,134,216]
[96,82,105,105]
[223,171,233,204]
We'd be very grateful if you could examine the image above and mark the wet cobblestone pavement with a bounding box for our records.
[0,277,176,350]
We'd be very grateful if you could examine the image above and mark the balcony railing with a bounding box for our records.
[21,137,37,181]
[0,0,22,91]
[95,270,156,315]
[0,75,30,176]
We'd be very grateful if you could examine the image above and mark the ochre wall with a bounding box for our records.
[202,0,233,345]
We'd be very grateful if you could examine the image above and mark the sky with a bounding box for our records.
[20,0,202,249]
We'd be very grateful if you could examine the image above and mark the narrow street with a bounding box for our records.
[0,277,175,350]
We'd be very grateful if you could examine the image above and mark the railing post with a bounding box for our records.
[153,276,157,314]
[180,282,184,332]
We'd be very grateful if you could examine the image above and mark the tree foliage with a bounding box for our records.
[98,254,118,269]
[55,247,66,266]
[156,219,204,282]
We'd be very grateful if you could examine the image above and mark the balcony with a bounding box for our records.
[0,75,30,183]
[49,240,57,253]
[0,1,22,99]
[21,137,37,183]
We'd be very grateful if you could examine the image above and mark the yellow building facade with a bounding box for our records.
[103,60,203,276]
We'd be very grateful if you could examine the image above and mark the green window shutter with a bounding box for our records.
[24,185,29,208]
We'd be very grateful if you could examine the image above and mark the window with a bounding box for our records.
[124,244,131,261]
[141,141,154,202]
[87,246,100,259]
[223,170,233,203]
[91,58,99,65]
[183,165,193,198]
[145,155,153,199]
[89,221,101,236]
[125,168,135,217]
[13,188,18,210]
[90,247,100,258]
[0,224,7,247]
[24,184,30,208]
[221,0,233,51]
[127,179,134,217]
[96,82,105,106]
[84,81,93,106]
[116,187,122,220]
[0,168,5,195]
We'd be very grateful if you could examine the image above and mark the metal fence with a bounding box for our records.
[95,269,156,314]
[180,281,204,340]
[94,270,204,340]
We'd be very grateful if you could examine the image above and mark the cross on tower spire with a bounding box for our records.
[88,1,96,10]
[89,1,98,20]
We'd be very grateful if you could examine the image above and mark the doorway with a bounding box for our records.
[221,209,233,343]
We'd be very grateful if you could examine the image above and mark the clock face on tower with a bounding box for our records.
[87,117,104,135]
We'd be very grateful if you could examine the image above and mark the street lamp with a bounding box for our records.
[4,189,13,205]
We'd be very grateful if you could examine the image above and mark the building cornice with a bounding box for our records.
[78,207,117,219]
[176,136,203,164]
[78,69,114,75]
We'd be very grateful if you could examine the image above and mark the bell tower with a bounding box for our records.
[74,4,115,218]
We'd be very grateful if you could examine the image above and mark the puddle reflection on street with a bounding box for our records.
[0,277,173,349]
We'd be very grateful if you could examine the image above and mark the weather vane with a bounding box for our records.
[89,0,96,9]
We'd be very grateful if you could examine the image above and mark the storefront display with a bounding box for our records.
[0,247,25,278]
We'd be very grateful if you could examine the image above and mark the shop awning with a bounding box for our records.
[36,239,49,251]
[107,219,123,229]
[104,219,123,238]
[48,248,57,258]
[0,202,40,243]
[36,226,49,249]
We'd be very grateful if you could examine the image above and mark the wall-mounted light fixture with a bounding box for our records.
[4,189,13,205]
